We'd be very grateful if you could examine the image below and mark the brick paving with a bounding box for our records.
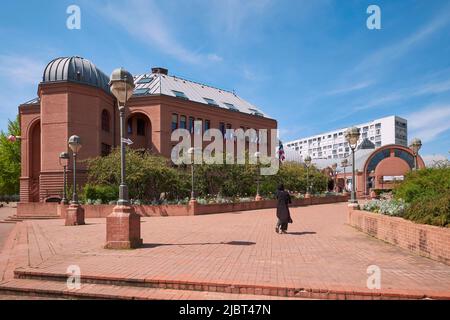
[1,202,450,299]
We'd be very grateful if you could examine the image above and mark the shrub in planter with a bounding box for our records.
[403,193,450,227]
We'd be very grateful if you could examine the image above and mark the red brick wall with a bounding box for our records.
[18,195,349,218]
[348,208,450,265]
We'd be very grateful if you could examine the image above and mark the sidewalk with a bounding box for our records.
[1,203,449,299]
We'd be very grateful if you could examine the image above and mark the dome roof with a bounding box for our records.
[42,56,110,93]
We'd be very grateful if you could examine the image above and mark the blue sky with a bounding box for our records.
[0,0,449,161]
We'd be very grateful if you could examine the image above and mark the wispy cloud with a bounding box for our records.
[0,54,44,85]
[406,104,450,143]
[353,10,450,75]
[421,153,449,166]
[354,77,450,111]
[95,0,222,65]
[325,81,373,96]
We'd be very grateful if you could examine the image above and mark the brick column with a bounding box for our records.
[65,204,85,226]
[105,205,142,249]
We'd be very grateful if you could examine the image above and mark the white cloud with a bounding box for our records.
[406,105,450,143]
[326,81,373,96]
[207,54,223,62]
[354,11,450,75]
[421,154,449,167]
[0,55,44,85]
[95,0,223,65]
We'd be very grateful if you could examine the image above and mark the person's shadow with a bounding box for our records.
[141,240,256,249]
[287,231,316,236]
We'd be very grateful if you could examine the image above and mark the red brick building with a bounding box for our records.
[315,139,425,197]
[19,56,277,203]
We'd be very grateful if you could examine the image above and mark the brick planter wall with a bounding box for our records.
[18,195,349,219]
[348,208,450,266]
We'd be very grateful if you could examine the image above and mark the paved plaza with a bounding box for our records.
[0,203,449,299]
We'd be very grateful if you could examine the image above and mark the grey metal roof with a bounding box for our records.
[132,72,270,118]
[42,57,110,93]
[22,97,40,105]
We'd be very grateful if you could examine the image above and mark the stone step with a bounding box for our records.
[0,278,301,300]
[13,268,449,300]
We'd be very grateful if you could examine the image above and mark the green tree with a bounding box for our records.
[0,116,21,196]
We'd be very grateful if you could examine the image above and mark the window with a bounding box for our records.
[171,114,178,131]
[394,149,415,169]
[203,98,218,106]
[189,117,195,133]
[127,118,133,134]
[219,122,225,135]
[204,119,210,131]
[180,116,187,129]
[224,103,239,111]
[248,108,263,116]
[134,88,149,95]
[101,110,110,132]
[137,118,146,136]
[137,76,153,84]
[101,143,111,157]
[367,149,391,172]
[172,90,188,100]
[375,123,381,129]
[225,123,233,140]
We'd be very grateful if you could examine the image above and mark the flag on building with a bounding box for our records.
[278,141,286,162]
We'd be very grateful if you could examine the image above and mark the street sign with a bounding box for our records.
[122,138,134,145]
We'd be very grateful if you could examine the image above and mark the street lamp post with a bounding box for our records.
[188,147,196,201]
[304,155,312,198]
[345,127,361,207]
[331,163,337,193]
[341,158,348,195]
[59,152,70,205]
[105,67,142,249]
[254,151,262,201]
[65,135,85,226]
[409,138,422,171]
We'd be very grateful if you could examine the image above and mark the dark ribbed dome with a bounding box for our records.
[42,56,110,93]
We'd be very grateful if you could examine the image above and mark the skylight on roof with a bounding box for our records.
[249,108,264,117]
[172,90,189,100]
[224,103,238,111]
[134,88,149,95]
[203,98,218,106]
[137,76,153,84]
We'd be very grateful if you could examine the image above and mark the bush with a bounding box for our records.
[403,193,450,227]
[83,184,118,204]
[388,167,450,227]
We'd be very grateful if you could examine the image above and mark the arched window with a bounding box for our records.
[394,149,415,169]
[101,110,110,132]
[366,149,390,173]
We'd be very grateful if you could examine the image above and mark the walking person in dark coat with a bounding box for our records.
[275,184,293,234]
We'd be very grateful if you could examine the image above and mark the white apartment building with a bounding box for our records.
[285,115,408,160]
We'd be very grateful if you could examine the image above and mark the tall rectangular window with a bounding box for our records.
[180,115,187,129]
[101,143,111,157]
[189,117,195,133]
[127,118,133,134]
[171,114,178,131]
[204,119,210,131]
[137,119,146,136]
[219,122,225,135]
